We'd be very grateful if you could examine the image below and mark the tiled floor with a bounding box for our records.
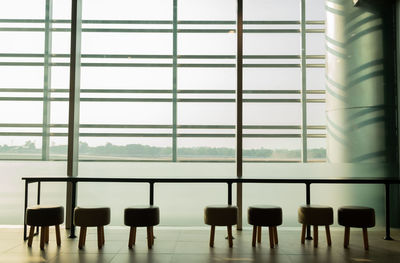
[0,227,399,263]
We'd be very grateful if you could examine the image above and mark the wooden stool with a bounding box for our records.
[74,207,110,249]
[204,205,237,248]
[124,206,160,249]
[26,205,64,250]
[338,206,375,250]
[248,205,282,248]
[298,205,333,248]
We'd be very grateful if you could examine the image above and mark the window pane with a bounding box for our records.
[244,0,300,20]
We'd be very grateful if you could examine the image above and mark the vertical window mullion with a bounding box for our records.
[172,0,178,162]
[236,0,243,230]
[42,0,53,160]
[67,0,82,177]
[301,0,307,162]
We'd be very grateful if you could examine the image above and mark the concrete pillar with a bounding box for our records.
[325,0,397,165]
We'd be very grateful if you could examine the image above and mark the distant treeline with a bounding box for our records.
[0,141,326,159]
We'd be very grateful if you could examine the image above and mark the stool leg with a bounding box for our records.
[257,226,261,243]
[97,226,103,249]
[252,225,257,247]
[45,226,49,244]
[273,226,278,245]
[209,225,215,247]
[344,226,350,248]
[301,224,306,244]
[227,225,233,248]
[325,225,331,246]
[362,228,369,250]
[313,225,318,248]
[147,226,152,249]
[150,226,154,245]
[268,226,274,248]
[101,226,105,245]
[40,226,45,250]
[55,225,61,246]
[27,226,35,247]
[128,227,136,248]
[78,227,87,249]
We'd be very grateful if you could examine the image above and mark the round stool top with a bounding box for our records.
[74,207,110,227]
[298,205,333,225]
[124,205,160,227]
[26,205,64,226]
[338,206,375,228]
[248,205,282,226]
[204,205,237,226]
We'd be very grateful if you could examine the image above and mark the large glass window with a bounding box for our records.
[0,0,326,163]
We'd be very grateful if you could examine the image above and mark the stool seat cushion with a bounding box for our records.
[74,207,110,227]
[338,206,375,228]
[26,205,64,226]
[298,205,333,225]
[204,205,237,226]
[124,206,160,227]
[248,205,282,226]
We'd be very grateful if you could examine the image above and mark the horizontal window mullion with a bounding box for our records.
[244,90,300,94]
[0,88,44,92]
[243,99,300,103]
[82,54,172,59]
[80,89,172,93]
[79,98,172,102]
[306,55,325,59]
[82,28,172,33]
[0,98,324,103]
[78,133,172,137]
[83,20,172,24]
[178,90,234,94]
[244,29,300,33]
[307,134,326,138]
[243,134,301,138]
[243,64,300,68]
[178,99,235,103]
[0,124,322,130]
[244,20,300,25]
[306,21,325,25]
[306,29,325,33]
[178,29,234,33]
[0,19,46,23]
[81,63,172,67]
[0,53,44,58]
[0,97,43,101]
[177,64,235,68]
[80,124,172,129]
[306,64,325,68]
[178,125,234,129]
[0,62,44,66]
[244,125,301,129]
[0,132,42,136]
[244,55,300,59]
[179,20,235,25]
[178,160,235,163]
[307,125,326,130]
[0,123,42,127]
[306,99,325,103]
[0,53,324,60]
[306,90,325,94]
[0,28,44,32]
[177,134,234,137]
[0,19,324,25]
[179,55,235,59]
[243,160,301,163]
